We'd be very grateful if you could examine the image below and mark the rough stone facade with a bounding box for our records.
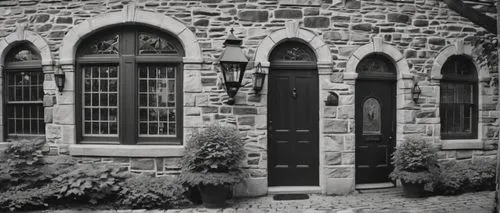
[0,0,497,196]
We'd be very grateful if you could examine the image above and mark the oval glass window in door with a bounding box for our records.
[363,97,381,134]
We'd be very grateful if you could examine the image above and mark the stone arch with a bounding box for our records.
[59,4,202,65]
[345,37,410,79]
[430,39,485,81]
[0,24,53,66]
[254,21,332,68]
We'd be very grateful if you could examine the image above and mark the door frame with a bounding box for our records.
[267,62,320,187]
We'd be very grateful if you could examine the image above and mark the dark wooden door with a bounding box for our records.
[268,69,319,186]
[355,80,396,184]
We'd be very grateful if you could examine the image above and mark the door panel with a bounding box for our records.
[355,80,395,184]
[268,69,319,186]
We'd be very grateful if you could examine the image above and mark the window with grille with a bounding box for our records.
[76,27,184,145]
[440,55,478,139]
[4,43,45,138]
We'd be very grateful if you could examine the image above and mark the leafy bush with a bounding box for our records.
[119,174,187,209]
[389,137,438,190]
[0,182,62,212]
[54,163,130,204]
[0,139,51,190]
[434,157,496,195]
[179,122,246,186]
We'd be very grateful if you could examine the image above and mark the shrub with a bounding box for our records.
[0,139,51,190]
[119,174,187,209]
[389,137,439,190]
[0,182,62,212]
[179,122,246,186]
[434,157,496,195]
[54,163,130,205]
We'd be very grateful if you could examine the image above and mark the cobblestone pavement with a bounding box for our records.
[35,189,495,213]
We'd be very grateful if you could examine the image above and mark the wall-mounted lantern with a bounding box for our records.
[54,68,65,93]
[412,82,421,103]
[325,92,339,106]
[253,62,266,93]
[218,28,248,105]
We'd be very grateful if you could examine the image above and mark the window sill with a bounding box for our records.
[69,144,184,157]
[441,139,483,150]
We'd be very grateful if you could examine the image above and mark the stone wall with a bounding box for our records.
[0,0,497,196]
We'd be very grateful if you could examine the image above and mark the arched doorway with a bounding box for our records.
[355,54,397,184]
[267,41,319,186]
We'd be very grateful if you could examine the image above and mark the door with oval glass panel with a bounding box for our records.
[355,54,396,184]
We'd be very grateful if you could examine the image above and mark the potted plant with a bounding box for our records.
[178,122,246,208]
[389,136,438,198]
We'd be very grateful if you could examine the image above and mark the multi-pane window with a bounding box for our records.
[440,55,478,139]
[4,43,45,138]
[76,27,184,145]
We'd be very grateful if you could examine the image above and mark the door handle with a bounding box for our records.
[291,88,297,99]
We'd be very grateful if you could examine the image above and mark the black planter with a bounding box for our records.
[401,180,430,198]
[198,184,230,208]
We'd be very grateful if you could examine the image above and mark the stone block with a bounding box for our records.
[184,71,202,92]
[44,107,53,123]
[324,135,343,151]
[184,116,204,127]
[57,91,75,105]
[304,8,319,16]
[337,106,353,119]
[195,94,208,106]
[344,135,354,151]
[43,95,56,107]
[324,106,337,118]
[46,124,62,139]
[325,166,354,178]
[234,107,257,115]
[387,13,411,24]
[325,178,354,195]
[397,110,415,123]
[324,119,348,133]
[352,23,372,32]
[238,10,268,22]
[238,116,255,126]
[60,125,76,144]
[304,17,330,28]
[193,19,209,26]
[185,107,201,116]
[233,177,267,197]
[274,9,302,19]
[325,152,341,165]
[342,152,355,165]
[456,150,473,160]
[56,17,72,24]
[53,105,75,124]
[130,158,156,171]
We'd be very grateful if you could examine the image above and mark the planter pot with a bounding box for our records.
[401,180,430,198]
[198,184,231,208]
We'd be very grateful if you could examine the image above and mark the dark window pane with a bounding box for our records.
[138,32,180,55]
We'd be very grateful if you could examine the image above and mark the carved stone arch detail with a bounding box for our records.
[430,39,484,81]
[59,4,202,65]
[0,24,53,66]
[254,21,333,68]
[345,37,409,80]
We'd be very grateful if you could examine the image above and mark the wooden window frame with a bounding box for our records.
[440,56,478,140]
[76,26,184,145]
[3,60,45,140]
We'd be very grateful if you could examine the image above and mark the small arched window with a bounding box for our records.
[4,43,45,139]
[440,55,478,139]
[356,54,396,80]
[76,26,184,145]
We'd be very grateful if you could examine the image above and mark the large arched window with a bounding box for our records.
[76,26,184,145]
[4,43,45,139]
[440,55,478,139]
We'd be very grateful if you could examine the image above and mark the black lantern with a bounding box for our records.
[219,28,248,105]
[412,83,421,103]
[54,68,65,93]
[253,62,266,93]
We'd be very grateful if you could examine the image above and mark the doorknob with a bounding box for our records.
[291,88,297,99]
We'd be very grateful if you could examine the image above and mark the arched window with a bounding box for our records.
[356,54,396,79]
[440,55,478,139]
[76,26,184,145]
[4,43,45,139]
